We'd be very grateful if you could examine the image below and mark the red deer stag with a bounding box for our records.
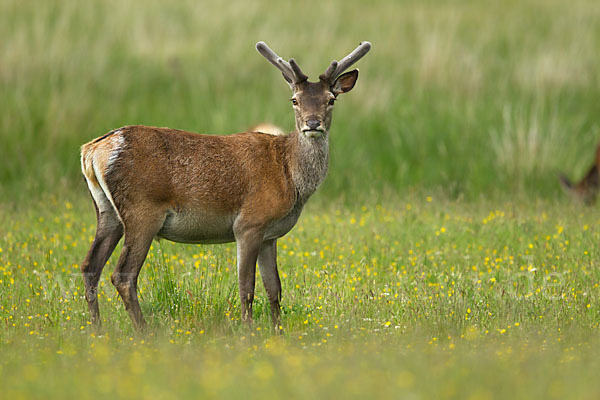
[559,143,600,204]
[80,41,371,330]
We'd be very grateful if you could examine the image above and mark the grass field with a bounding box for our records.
[2,0,600,398]
[4,195,600,398]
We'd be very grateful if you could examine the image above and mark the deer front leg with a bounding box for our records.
[257,239,282,332]
[235,229,263,324]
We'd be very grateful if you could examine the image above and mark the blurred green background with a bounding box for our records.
[1,0,599,201]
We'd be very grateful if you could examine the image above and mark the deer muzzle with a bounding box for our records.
[302,119,325,137]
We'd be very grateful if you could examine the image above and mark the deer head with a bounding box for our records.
[256,41,371,138]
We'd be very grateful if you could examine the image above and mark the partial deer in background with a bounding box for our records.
[559,143,600,204]
[248,123,286,136]
[80,41,371,331]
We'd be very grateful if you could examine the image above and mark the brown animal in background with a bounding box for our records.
[559,143,600,204]
[80,41,371,330]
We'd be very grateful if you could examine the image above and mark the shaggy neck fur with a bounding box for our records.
[287,130,329,202]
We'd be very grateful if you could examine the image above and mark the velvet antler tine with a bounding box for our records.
[256,41,279,66]
[331,41,372,80]
[289,58,308,83]
[256,41,294,81]
[276,59,294,78]
[319,60,338,83]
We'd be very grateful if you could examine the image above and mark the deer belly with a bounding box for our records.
[157,210,236,244]
[264,203,304,240]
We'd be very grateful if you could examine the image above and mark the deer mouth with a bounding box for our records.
[302,128,325,138]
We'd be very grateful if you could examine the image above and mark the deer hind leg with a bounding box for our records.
[111,212,166,331]
[81,183,124,326]
[257,239,282,331]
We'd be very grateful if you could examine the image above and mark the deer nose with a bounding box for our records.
[306,119,321,130]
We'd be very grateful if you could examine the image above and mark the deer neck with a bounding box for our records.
[287,130,329,202]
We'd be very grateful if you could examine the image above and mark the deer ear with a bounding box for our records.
[332,69,359,95]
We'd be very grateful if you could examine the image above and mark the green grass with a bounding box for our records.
[2,0,600,398]
[3,194,600,398]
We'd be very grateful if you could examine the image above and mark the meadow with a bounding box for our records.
[1,0,600,398]
[4,197,600,398]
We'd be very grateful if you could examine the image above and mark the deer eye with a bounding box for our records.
[291,98,298,106]
[328,98,336,106]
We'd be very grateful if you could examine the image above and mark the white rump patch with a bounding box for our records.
[107,130,124,167]
[93,160,122,223]
[83,130,125,223]
[84,175,112,214]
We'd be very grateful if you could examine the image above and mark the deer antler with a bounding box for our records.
[289,58,308,82]
[320,41,372,84]
[256,41,308,84]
